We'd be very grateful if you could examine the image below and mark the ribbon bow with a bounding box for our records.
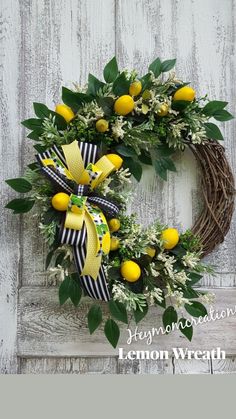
[37,140,120,301]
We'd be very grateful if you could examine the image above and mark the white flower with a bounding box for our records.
[182,252,200,269]
[149,263,160,277]
[190,128,207,144]
[171,290,192,308]
[111,117,126,140]
[112,282,147,312]
[199,292,215,304]
[57,245,74,262]
[47,265,68,285]
[174,270,190,285]
[146,288,164,306]
[157,253,176,279]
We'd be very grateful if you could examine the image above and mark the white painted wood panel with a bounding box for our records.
[0,0,21,374]
[18,288,236,356]
[0,0,235,373]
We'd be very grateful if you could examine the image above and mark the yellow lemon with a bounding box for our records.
[79,170,90,185]
[102,231,111,254]
[161,228,179,250]
[114,95,134,116]
[173,86,195,102]
[51,192,70,212]
[96,119,109,133]
[106,154,123,170]
[121,260,141,282]
[129,80,142,96]
[108,218,121,233]
[55,104,75,123]
[110,237,120,251]
[146,247,156,258]
[157,104,169,117]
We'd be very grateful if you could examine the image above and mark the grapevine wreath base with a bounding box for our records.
[6,56,234,347]
[190,140,234,256]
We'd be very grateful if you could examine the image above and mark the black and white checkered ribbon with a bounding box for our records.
[37,141,120,302]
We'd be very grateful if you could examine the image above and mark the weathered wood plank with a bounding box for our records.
[0,0,21,373]
[19,356,118,374]
[212,357,236,374]
[174,359,212,375]
[18,287,236,357]
[118,359,173,374]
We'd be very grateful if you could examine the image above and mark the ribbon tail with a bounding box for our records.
[73,246,110,301]
[80,210,102,280]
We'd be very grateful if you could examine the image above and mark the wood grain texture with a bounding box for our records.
[0,0,21,373]
[19,356,236,374]
[0,0,235,374]
[19,356,118,374]
[18,287,236,357]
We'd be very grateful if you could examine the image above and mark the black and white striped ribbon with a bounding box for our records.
[37,141,111,301]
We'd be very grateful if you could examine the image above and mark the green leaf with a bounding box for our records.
[204,122,224,140]
[178,318,193,341]
[133,304,148,324]
[87,304,103,334]
[185,301,207,318]
[27,129,44,140]
[53,112,68,130]
[87,74,105,96]
[103,57,119,83]
[115,144,137,157]
[104,319,120,348]
[202,100,228,116]
[213,109,234,122]
[154,159,168,180]
[138,150,152,165]
[112,72,130,96]
[162,306,178,333]
[169,244,187,258]
[28,162,40,171]
[33,144,48,153]
[59,274,82,306]
[156,144,176,158]
[154,157,176,181]
[6,178,32,193]
[62,87,92,111]
[46,250,54,269]
[69,273,82,306]
[97,96,114,116]
[149,57,162,78]
[171,100,191,111]
[161,58,176,72]
[109,300,128,324]
[59,277,71,305]
[181,287,200,299]
[139,73,152,90]
[42,208,60,225]
[55,252,65,267]
[123,157,142,181]
[187,272,203,286]
[21,118,43,130]
[5,198,35,214]
[33,103,50,119]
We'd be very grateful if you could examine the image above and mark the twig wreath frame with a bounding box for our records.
[5,57,234,347]
[190,140,235,256]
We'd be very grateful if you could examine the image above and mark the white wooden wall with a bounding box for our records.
[1,0,236,374]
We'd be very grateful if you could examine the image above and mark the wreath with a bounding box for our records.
[5,57,234,348]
